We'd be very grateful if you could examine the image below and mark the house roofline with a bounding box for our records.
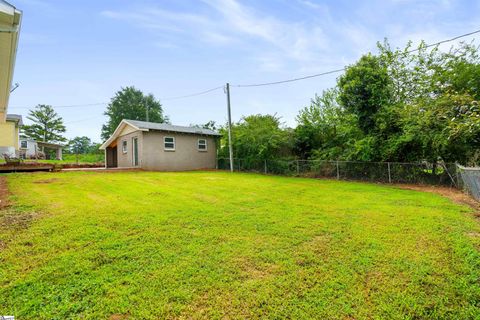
[99,120,146,150]
[100,119,221,150]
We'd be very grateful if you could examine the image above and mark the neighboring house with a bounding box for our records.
[37,141,63,160]
[18,138,63,160]
[100,120,221,171]
[19,137,37,158]
[0,1,21,158]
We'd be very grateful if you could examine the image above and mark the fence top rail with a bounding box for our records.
[457,164,480,171]
[218,158,457,166]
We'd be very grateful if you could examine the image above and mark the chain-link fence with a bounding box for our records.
[457,165,480,200]
[217,158,460,188]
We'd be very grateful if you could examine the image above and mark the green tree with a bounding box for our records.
[68,136,92,154]
[294,89,360,159]
[220,114,292,160]
[376,40,480,163]
[22,104,66,143]
[101,86,168,140]
[338,54,393,134]
[191,120,217,131]
[88,142,103,154]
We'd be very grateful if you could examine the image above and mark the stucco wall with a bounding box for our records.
[116,131,143,168]
[141,131,217,171]
[0,121,18,149]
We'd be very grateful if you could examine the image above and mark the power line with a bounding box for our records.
[234,68,345,88]
[233,28,480,88]
[9,85,224,109]
[64,115,105,124]
[10,102,107,110]
[408,28,480,52]
[8,28,480,108]
[161,85,224,101]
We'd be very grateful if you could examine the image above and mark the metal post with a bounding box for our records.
[264,159,267,174]
[336,161,340,180]
[226,83,234,172]
[296,160,300,175]
[387,162,392,183]
[145,97,149,122]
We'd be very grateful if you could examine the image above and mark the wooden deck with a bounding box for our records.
[0,164,54,173]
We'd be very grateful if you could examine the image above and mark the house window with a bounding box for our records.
[164,136,175,151]
[20,140,27,149]
[122,140,127,153]
[198,139,207,151]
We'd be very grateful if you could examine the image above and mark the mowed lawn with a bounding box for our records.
[1,172,480,319]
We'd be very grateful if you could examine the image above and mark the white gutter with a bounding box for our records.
[0,2,21,121]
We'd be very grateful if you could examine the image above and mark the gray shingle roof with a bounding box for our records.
[125,119,221,136]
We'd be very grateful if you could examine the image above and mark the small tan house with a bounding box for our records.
[100,119,221,171]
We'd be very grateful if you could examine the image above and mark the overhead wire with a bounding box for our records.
[9,86,224,110]
[8,28,480,110]
[233,28,480,88]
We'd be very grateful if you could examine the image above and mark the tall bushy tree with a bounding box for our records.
[294,89,360,159]
[22,104,66,143]
[68,136,92,154]
[338,54,393,135]
[220,114,292,160]
[298,40,480,164]
[377,41,480,163]
[101,86,168,140]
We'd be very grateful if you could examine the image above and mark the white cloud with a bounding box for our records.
[102,0,332,72]
[202,0,330,63]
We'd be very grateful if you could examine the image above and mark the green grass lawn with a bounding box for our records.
[0,154,104,165]
[36,153,104,164]
[1,171,479,319]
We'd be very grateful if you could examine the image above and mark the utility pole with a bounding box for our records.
[145,97,149,122]
[225,83,234,172]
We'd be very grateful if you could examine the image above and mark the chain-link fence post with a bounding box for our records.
[215,158,464,189]
[336,161,340,180]
[387,162,392,183]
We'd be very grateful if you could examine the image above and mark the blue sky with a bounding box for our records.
[8,0,480,142]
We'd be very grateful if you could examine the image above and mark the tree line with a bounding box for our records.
[20,39,479,165]
[19,86,168,158]
[218,40,480,166]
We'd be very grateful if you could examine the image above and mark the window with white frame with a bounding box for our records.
[198,138,207,151]
[20,140,28,149]
[164,136,175,150]
[122,140,127,153]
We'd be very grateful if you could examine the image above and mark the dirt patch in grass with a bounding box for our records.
[0,210,37,230]
[0,176,9,209]
[0,176,37,231]
[33,178,60,184]
[109,314,129,320]
[396,184,480,216]
[180,289,248,319]
[234,256,280,280]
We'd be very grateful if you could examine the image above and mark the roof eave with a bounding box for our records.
[99,120,146,150]
[0,3,21,122]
